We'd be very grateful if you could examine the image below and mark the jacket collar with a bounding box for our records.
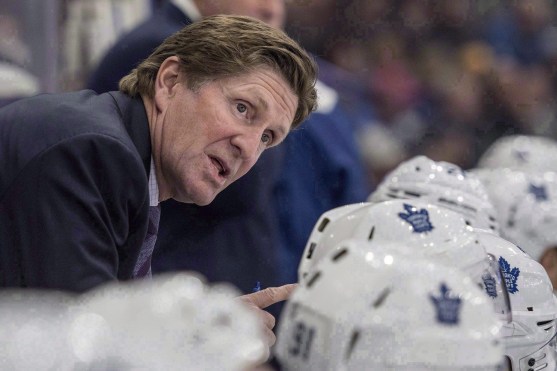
[108,92,151,177]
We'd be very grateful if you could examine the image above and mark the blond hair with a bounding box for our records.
[120,15,317,128]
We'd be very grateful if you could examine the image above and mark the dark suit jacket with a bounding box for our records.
[0,91,151,292]
[87,1,193,93]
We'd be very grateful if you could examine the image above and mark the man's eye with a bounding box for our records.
[237,103,247,114]
[261,132,273,144]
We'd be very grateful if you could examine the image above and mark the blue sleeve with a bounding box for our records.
[273,108,370,282]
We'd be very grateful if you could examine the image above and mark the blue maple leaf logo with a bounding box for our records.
[399,203,434,233]
[429,283,462,325]
[528,184,548,202]
[482,273,498,298]
[499,256,520,294]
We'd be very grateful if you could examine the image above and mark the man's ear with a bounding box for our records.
[153,56,182,111]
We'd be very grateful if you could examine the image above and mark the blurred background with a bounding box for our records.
[2,0,557,188]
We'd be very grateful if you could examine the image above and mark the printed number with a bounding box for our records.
[288,321,316,360]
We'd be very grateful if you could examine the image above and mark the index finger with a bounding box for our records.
[241,284,298,309]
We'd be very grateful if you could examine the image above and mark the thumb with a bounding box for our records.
[241,284,297,309]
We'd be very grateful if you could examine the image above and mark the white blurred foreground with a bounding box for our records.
[0,273,267,370]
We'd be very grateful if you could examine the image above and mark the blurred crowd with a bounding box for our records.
[286,0,557,184]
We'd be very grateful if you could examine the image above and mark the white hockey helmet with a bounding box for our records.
[477,135,557,172]
[72,273,267,370]
[369,155,500,233]
[476,231,557,370]
[298,200,512,322]
[474,168,557,261]
[276,240,504,370]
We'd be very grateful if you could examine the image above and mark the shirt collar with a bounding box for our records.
[170,0,202,21]
[148,157,160,206]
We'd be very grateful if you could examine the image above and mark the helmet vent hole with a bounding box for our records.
[307,271,321,288]
[527,307,534,311]
[404,190,421,198]
[306,243,317,259]
[368,226,375,241]
[438,197,458,207]
[462,204,477,213]
[415,166,421,171]
[372,287,391,308]
[537,319,554,327]
[344,330,360,361]
[317,218,330,232]
[331,248,349,262]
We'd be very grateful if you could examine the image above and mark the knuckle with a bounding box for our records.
[263,287,278,301]
[261,311,274,326]
[266,328,277,347]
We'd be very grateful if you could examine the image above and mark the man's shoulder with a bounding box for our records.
[3,90,127,138]
[0,90,140,172]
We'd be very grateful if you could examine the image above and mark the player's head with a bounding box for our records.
[277,241,504,370]
[300,200,486,281]
[476,231,557,370]
[473,168,557,260]
[477,135,557,173]
[474,167,557,290]
[370,156,499,233]
[299,200,512,323]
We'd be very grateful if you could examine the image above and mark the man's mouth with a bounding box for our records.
[210,156,229,177]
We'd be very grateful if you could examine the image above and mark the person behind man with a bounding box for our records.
[0,15,317,348]
[87,0,285,94]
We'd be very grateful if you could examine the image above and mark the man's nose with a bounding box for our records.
[231,130,263,162]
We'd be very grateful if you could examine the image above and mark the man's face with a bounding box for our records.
[158,67,297,205]
[210,0,286,29]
